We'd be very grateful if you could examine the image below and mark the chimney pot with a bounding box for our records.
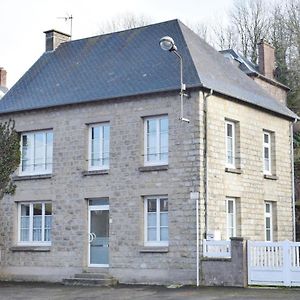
[43,29,71,52]
[0,67,7,88]
[258,39,275,79]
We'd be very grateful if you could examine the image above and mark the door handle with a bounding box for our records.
[89,233,93,243]
[89,232,97,243]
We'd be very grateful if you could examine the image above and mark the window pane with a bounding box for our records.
[264,159,270,171]
[45,203,52,215]
[266,217,270,229]
[147,199,157,212]
[266,229,271,241]
[20,204,30,242]
[264,133,269,144]
[160,227,168,241]
[160,212,168,227]
[46,132,53,170]
[160,198,168,212]
[147,119,156,134]
[228,201,234,213]
[34,133,45,172]
[45,215,52,242]
[147,228,156,241]
[33,216,42,241]
[148,213,156,227]
[227,123,233,137]
[160,118,168,132]
[266,203,270,214]
[103,125,110,166]
[264,147,269,159]
[22,135,32,172]
[91,127,100,167]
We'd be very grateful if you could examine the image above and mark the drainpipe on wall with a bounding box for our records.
[196,89,213,287]
[291,120,297,241]
[204,89,213,239]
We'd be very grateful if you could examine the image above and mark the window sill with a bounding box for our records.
[139,246,169,253]
[139,165,168,172]
[13,174,52,181]
[10,246,51,252]
[201,257,231,262]
[82,170,109,176]
[264,174,278,180]
[225,167,242,174]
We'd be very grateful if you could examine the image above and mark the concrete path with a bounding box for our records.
[0,282,300,300]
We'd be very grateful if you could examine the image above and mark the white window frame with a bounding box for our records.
[18,202,52,246]
[226,197,236,240]
[265,201,273,242]
[144,196,168,247]
[225,120,236,168]
[144,116,168,166]
[88,123,110,171]
[263,131,272,175]
[20,130,53,176]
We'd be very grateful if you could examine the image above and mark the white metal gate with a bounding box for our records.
[248,240,300,286]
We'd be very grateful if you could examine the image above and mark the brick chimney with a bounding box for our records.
[44,29,71,52]
[0,67,7,88]
[258,39,275,79]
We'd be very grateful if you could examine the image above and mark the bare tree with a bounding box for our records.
[97,13,152,34]
[230,0,269,63]
[212,23,238,50]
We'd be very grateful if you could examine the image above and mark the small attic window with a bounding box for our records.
[223,52,235,61]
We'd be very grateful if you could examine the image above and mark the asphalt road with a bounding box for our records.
[0,282,300,300]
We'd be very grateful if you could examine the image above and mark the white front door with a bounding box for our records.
[88,199,109,267]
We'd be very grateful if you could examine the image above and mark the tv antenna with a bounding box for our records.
[57,14,73,39]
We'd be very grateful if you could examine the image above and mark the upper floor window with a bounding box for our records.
[225,121,236,168]
[144,196,168,246]
[18,202,52,245]
[144,116,168,166]
[88,123,110,170]
[21,130,53,175]
[265,202,273,242]
[263,131,271,175]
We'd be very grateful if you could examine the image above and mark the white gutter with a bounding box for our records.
[291,120,297,241]
[204,90,213,239]
[196,89,213,287]
[196,193,199,286]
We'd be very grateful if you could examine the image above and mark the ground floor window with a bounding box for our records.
[226,197,236,239]
[18,202,52,245]
[144,196,168,246]
[265,201,273,242]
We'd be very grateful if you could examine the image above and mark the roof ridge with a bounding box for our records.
[58,19,181,47]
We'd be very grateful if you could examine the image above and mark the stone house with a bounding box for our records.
[0,68,8,99]
[0,20,297,285]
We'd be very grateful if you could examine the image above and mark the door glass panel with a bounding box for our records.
[90,209,109,265]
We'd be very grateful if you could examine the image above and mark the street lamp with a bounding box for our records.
[159,36,189,123]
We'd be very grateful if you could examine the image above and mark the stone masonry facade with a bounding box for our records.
[201,92,293,241]
[0,89,294,284]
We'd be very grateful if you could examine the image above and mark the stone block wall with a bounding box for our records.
[200,237,247,287]
[202,92,293,241]
[0,91,201,284]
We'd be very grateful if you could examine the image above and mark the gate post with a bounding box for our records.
[283,240,291,286]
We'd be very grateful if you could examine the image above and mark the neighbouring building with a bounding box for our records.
[0,68,8,99]
[0,20,297,285]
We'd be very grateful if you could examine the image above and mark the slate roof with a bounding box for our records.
[0,19,297,120]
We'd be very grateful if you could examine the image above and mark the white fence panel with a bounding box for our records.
[248,240,300,286]
[203,239,231,258]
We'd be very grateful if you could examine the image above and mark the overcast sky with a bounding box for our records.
[0,0,233,88]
